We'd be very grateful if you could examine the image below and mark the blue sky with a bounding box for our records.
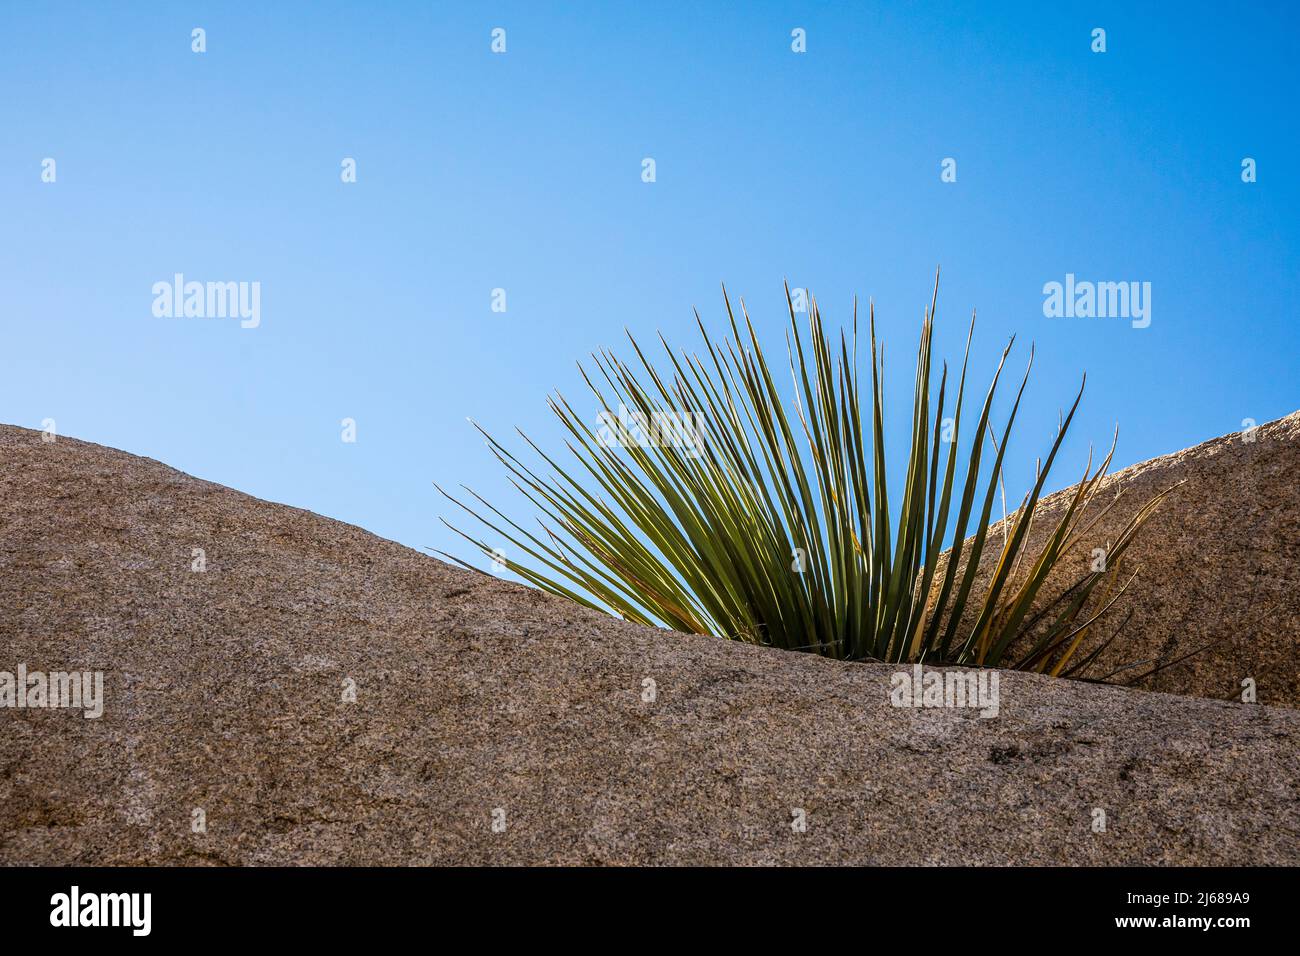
[2,1,1296,568]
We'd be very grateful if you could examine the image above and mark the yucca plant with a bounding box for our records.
[437,275,1168,676]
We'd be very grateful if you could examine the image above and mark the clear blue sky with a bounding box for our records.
[2,1,1296,567]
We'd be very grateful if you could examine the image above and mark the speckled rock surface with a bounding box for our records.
[942,412,1300,707]
[1,424,1296,865]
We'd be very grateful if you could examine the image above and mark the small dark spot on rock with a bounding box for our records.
[989,745,1022,764]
